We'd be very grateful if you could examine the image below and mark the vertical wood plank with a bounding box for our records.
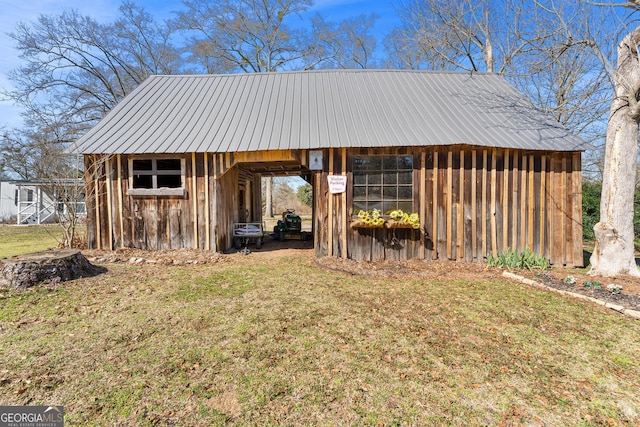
[432,151,439,260]
[549,155,558,264]
[528,155,534,251]
[503,150,510,252]
[105,156,113,250]
[341,148,348,259]
[457,149,464,260]
[447,150,453,259]
[191,152,198,249]
[94,156,102,250]
[511,152,519,250]
[540,155,547,258]
[211,154,218,252]
[490,150,497,257]
[481,150,487,259]
[520,155,527,251]
[204,152,210,251]
[116,155,124,248]
[572,153,583,267]
[327,148,333,256]
[562,156,568,265]
[471,150,477,259]
[420,152,426,259]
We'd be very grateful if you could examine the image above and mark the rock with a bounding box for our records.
[0,249,106,290]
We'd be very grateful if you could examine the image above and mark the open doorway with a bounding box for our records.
[262,175,313,246]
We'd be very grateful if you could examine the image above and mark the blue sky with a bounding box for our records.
[0,0,399,130]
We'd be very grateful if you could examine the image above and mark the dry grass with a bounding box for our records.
[1,250,639,426]
[0,225,63,259]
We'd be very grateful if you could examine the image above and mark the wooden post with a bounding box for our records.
[447,150,453,259]
[490,149,497,257]
[520,155,527,252]
[540,155,547,257]
[94,156,101,250]
[420,152,426,259]
[562,156,567,265]
[503,150,510,252]
[432,151,439,260]
[212,154,218,252]
[572,153,583,267]
[457,149,464,260]
[511,151,518,250]
[117,155,125,249]
[204,152,210,251]
[528,155,534,251]
[192,152,198,250]
[341,148,347,259]
[471,150,477,260]
[481,150,487,259]
[328,149,334,257]
[105,156,113,250]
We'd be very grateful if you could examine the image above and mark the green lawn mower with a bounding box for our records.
[271,209,311,241]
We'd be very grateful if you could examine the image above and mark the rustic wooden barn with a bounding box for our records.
[72,70,587,266]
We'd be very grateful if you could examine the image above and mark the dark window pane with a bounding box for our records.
[398,186,412,199]
[368,201,382,212]
[133,175,153,189]
[368,186,382,199]
[384,172,397,184]
[398,201,413,212]
[157,159,181,171]
[383,201,397,214]
[157,174,182,188]
[398,171,412,184]
[383,186,397,199]
[133,159,153,171]
[367,156,382,170]
[353,157,367,170]
[353,173,366,185]
[383,156,398,170]
[368,173,382,184]
[398,156,413,169]
[353,201,367,212]
[353,186,367,200]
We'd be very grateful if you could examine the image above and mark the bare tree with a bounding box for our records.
[4,2,181,136]
[589,6,640,276]
[310,13,378,69]
[2,2,181,247]
[174,0,313,73]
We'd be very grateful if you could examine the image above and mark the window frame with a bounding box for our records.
[351,154,414,216]
[128,156,186,197]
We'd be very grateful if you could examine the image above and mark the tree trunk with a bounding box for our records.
[590,28,640,277]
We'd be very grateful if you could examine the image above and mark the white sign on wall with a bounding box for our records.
[327,175,347,194]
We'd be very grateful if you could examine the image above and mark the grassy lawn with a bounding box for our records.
[0,224,66,259]
[1,250,639,425]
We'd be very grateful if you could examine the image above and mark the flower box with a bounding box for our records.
[385,220,419,229]
[350,220,384,229]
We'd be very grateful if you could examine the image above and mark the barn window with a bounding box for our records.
[352,155,413,214]
[128,157,185,196]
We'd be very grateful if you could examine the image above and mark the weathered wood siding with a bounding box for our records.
[87,145,582,267]
[315,146,583,267]
[85,152,261,253]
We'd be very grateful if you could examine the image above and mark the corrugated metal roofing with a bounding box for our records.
[71,69,587,154]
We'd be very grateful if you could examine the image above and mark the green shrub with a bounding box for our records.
[487,248,549,271]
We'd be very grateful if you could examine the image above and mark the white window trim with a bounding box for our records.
[128,156,186,197]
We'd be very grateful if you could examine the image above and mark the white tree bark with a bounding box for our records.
[589,27,640,277]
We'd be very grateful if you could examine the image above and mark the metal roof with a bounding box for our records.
[71,70,587,154]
